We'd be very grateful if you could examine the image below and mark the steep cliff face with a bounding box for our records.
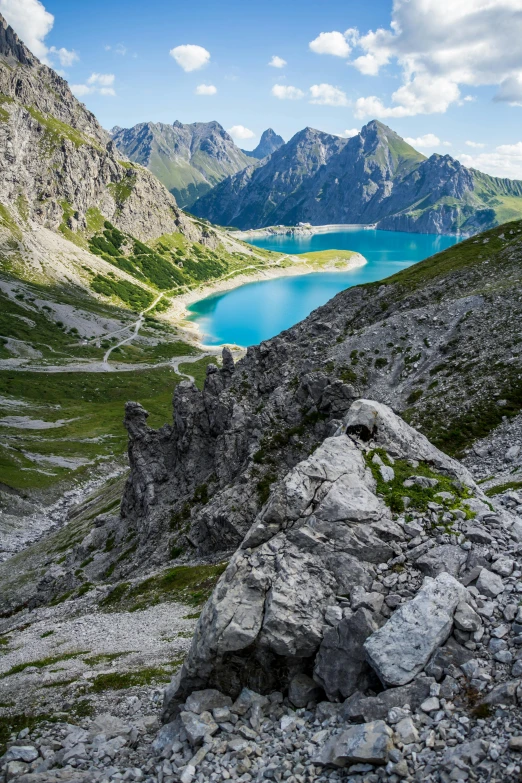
[112,120,253,207]
[242,128,284,160]
[114,221,522,576]
[192,120,522,234]
[0,14,193,243]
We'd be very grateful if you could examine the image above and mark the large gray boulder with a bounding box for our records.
[364,572,469,687]
[314,721,394,767]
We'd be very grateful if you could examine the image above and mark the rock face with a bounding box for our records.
[112,120,254,207]
[162,399,486,718]
[242,128,285,160]
[192,120,522,233]
[364,572,468,687]
[0,13,195,243]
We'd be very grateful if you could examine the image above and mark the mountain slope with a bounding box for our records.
[193,126,347,229]
[242,128,284,159]
[192,120,522,234]
[112,121,253,207]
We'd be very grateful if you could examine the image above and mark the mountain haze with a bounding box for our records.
[192,120,522,234]
[112,121,253,207]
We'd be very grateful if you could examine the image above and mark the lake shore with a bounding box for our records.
[231,223,377,240]
[165,251,367,348]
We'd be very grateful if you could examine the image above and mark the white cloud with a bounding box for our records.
[268,55,286,68]
[115,43,127,56]
[87,73,114,87]
[72,73,116,98]
[195,84,217,95]
[341,128,359,138]
[169,44,210,72]
[227,125,255,140]
[309,83,348,107]
[309,30,354,58]
[0,0,53,61]
[351,0,522,117]
[48,45,78,67]
[404,133,450,149]
[272,84,304,100]
[458,141,522,179]
[466,140,486,148]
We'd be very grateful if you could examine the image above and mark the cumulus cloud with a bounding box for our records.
[227,125,255,140]
[72,73,116,98]
[268,55,286,68]
[0,0,53,61]
[341,128,359,138]
[350,0,522,117]
[48,46,78,67]
[105,43,127,56]
[466,140,486,148]
[169,44,210,72]
[272,84,304,100]
[309,83,348,107]
[404,133,451,149]
[195,84,217,95]
[309,30,356,58]
[458,141,522,179]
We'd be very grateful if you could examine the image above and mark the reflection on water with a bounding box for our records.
[187,228,461,346]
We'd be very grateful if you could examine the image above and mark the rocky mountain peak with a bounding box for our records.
[243,127,285,160]
[0,13,38,67]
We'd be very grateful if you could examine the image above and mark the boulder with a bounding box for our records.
[185,689,232,715]
[341,674,434,723]
[364,573,468,686]
[288,673,323,708]
[476,568,505,598]
[314,720,393,767]
[180,711,219,745]
[414,545,467,578]
[314,608,378,701]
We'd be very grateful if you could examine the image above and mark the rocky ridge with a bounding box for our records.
[192,121,522,234]
[112,122,254,208]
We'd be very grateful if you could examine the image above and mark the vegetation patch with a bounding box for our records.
[26,106,88,150]
[100,562,227,612]
[90,274,154,311]
[0,651,88,680]
[0,713,57,755]
[90,663,182,692]
[485,480,522,497]
[365,448,474,516]
[108,174,137,204]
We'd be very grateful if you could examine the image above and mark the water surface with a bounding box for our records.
[187,228,461,346]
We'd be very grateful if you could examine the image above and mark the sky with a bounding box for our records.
[3,0,522,178]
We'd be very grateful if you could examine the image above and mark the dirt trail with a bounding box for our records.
[103,292,165,367]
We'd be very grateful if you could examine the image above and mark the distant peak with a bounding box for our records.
[0,13,38,66]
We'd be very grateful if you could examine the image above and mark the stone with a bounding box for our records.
[342,675,434,723]
[509,736,522,751]
[380,465,395,483]
[180,764,196,783]
[364,573,468,686]
[89,714,131,740]
[476,568,505,598]
[415,545,467,578]
[185,689,232,715]
[420,696,440,712]
[314,608,378,701]
[288,673,323,708]
[180,711,219,745]
[152,719,181,753]
[483,680,520,706]
[315,720,393,767]
[231,688,268,716]
[4,746,39,763]
[394,717,419,745]
[491,557,514,577]
[454,602,483,632]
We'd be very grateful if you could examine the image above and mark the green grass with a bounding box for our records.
[25,106,89,150]
[485,480,522,497]
[82,652,131,666]
[295,249,356,267]
[365,448,474,517]
[100,562,227,612]
[0,714,57,755]
[107,175,137,204]
[0,651,88,680]
[91,274,154,311]
[90,663,183,692]
[0,365,180,491]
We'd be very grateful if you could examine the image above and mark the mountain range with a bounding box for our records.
[191,121,522,234]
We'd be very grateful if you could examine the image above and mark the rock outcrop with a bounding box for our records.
[162,400,490,718]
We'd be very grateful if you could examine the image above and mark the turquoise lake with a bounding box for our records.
[187,229,462,347]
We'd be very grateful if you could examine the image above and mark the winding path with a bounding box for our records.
[102,292,165,367]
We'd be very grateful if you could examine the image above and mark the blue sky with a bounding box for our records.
[4,0,522,177]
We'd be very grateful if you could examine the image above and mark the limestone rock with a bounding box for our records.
[315,720,393,767]
[364,573,468,686]
[288,673,323,708]
[476,568,505,598]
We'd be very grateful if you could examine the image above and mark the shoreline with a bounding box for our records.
[165,252,367,348]
[230,223,377,241]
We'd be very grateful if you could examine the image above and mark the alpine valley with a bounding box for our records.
[2,11,522,783]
